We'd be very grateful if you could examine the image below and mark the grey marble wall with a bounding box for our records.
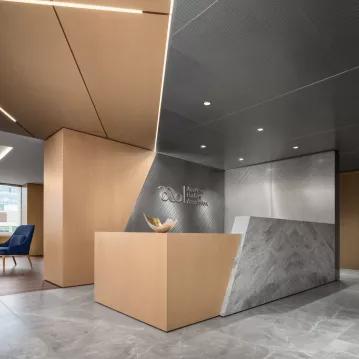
[221,216,336,316]
[225,152,335,232]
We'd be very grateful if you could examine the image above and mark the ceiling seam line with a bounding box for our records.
[172,0,220,36]
[290,123,359,142]
[15,121,35,137]
[44,127,152,152]
[143,11,170,16]
[172,45,218,77]
[52,6,109,139]
[231,150,335,171]
[179,63,359,136]
[216,63,359,120]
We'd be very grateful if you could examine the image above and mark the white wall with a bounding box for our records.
[0,131,44,185]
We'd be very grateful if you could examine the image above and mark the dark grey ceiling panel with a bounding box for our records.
[160,64,359,171]
[171,0,219,34]
[162,46,259,124]
[211,68,359,142]
[159,119,359,172]
[157,123,225,169]
[157,108,199,143]
[161,48,230,124]
[158,0,359,172]
[171,0,341,108]
[300,0,359,70]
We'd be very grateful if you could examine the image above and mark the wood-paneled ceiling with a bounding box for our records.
[0,0,171,150]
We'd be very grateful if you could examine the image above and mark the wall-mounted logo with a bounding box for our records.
[158,186,209,206]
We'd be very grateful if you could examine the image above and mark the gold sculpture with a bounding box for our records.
[143,214,177,233]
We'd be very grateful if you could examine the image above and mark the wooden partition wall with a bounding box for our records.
[44,129,154,287]
[340,171,359,270]
[22,184,44,255]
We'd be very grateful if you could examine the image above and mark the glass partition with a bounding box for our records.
[0,185,21,234]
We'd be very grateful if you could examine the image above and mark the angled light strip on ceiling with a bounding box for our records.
[154,0,174,152]
[0,106,17,122]
[0,0,143,14]
[0,146,13,161]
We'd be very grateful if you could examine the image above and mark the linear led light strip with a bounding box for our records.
[0,146,13,161]
[154,0,174,152]
[0,0,143,14]
[0,106,17,122]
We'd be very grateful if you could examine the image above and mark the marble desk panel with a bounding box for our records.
[221,216,336,316]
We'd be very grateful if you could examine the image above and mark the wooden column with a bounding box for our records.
[22,184,44,256]
[44,129,154,287]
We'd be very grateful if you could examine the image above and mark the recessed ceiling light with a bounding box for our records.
[200,145,206,149]
[0,0,143,14]
[239,158,244,161]
[0,106,17,122]
[257,128,264,132]
[204,101,211,106]
[0,146,13,161]
[293,146,299,149]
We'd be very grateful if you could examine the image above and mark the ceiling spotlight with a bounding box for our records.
[0,145,13,161]
[0,0,143,14]
[204,101,211,106]
[293,146,299,149]
[0,106,17,122]
[257,128,264,132]
[239,158,244,161]
[200,145,206,149]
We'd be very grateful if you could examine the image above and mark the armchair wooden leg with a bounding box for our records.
[2,256,5,273]
[27,255,33,268]
[12,256,17,266]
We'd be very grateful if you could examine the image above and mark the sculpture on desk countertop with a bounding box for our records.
[143,214,177,233]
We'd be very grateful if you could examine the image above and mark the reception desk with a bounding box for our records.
[95,218,336,331]
[94,232,240,331]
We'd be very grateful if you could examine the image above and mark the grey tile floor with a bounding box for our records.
[1,270,359,359]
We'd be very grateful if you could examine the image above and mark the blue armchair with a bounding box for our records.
[0,225,35,272]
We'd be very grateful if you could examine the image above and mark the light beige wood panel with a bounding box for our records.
[47,129,154,287]
[44,131,64,286]
[24,184,44,256]
[0,2,105,139]
[55,7,170,150]
[340,171,359,270]
[55,0,171,13]
[166,233,240,331]
[95,232,168,331]
[94,232,240,331]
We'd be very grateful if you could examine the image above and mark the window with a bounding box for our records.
[0,185,21,234]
